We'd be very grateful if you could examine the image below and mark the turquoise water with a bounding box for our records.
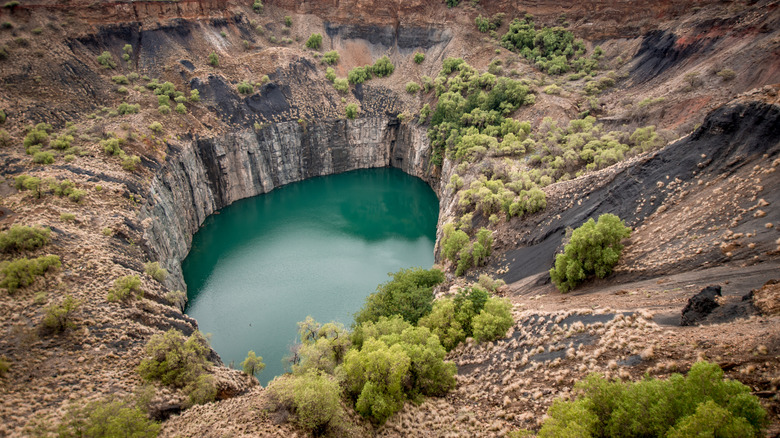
[183,168,439,385]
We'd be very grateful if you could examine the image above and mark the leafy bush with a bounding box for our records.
[0,225,50,253]
[345,103,358,119]
[122,155,141,171]
[322,50,339,65]
[445,0,459,7]
[241,350,265,377]
[52,134,73,150]
[144,261,168,283]
[343,316,456,424]
[550,213,631,292]
[138,329,215,405]
[324,67,336,82]
[500,17,596,75]
[149,121,163,133]
[284,15,292,27]
[305,33,322,50]
[538,361,768,437]
[118,102,140,115]
[405,81,420,94]
[0,255,60,294]
[96,51,116,69]
[413,52,425,64]
[56,397,160,438]
[23,126,49,151]
[419,286,488,350]
[237,81,253,94]
[353,267,444,326]
[471,297,513,342]
[252,0,263,13]
[347,66,371,84]
[293,318,351,375]
[0,356,9,377]
[107,275,143,302]
[189,89,200,102]
[371,55,395,77]
[333,78,349,93]
[42,294,80,333]
[111,75,129,85]
[717,68,736,81]
[0,129,10,147]
[268,370,345,434]
[15,175,43,198]
[208,51,219,67]
[33,151,54,164]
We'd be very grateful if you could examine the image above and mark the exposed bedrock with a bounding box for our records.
[141,117,436,292]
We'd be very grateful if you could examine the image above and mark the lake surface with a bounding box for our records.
[183,168,439,385]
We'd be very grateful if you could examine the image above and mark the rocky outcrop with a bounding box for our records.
[141,117,436,291]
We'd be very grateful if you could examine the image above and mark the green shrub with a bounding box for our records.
[56,397,160,438]
[120,154,139,171]
[419,287,490,350]
[345,103,358,119]
[446,0,459,7]
[343,317,456,424]
[138,329,210,387]
[237,81,253,94]
[241,350,265,377]
[348,66,371,84]
[283,15,292,27]
[158,105,170,115]
[322,50,339,65]
[268,370,344,433]
[143,261,168,283]
[717,68,736,81]
[15,175,43,198]
[333,78,349,93]
[42,294,80,333]
[52,134,73,150]
[60,213,76,222]
[3,1,19,8]
[165,290,186,308]
[0,356,9,378]
[405,81,420,94]
[33,151,54,164]
[208,51,219,67]
[118,102,140,115]
[0,129,10,147]
[324,67,336,82]
[0,255,60,294]
[106,275,142,302]
[305,33,322,50]
[101,136,124,155]
[23,127,49,151]
[413,52,425,64]
[549,213,631,292]
[372,56,395,77]
[353,267,445,326]
[96,51,116,69]
[189,89,200,102]
[149,121,163,133]
[111,75,129,84]
[539,361,768,437]
[0,225,50,253]
[471,297,513,342]
[252,0,263,13]
[175,103,186,114]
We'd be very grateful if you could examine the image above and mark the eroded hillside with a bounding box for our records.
[0,0,778,436]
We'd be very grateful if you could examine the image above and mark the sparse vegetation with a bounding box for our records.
[405,81,420,94]
[42,294,80,333]
[322,50,339,65]
[144,261,168,283]
[550,213,631,292]
[208,51,219,67]
[237,81,253,94]
[345,103,358,119]
[305,33,322,50]
[96,51,116,69]
[267,370,345,433]
[55,396,160,438]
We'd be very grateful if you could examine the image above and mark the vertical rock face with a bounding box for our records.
[141,117,437,291]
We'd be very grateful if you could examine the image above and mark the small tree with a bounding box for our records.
[405,81,420,94]
[371,56,395,77]
[549,213,631,292]
[241,350,266,378]
[413,52,425,64]
[322,50,339,65]
[42,295,80,333]
[0,225,51,253]
[208,51,219,67]
[345,103,358,119]
[305,33,322,50]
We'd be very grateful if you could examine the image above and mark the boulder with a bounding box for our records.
[680,285,721,326]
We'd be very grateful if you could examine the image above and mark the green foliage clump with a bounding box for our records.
[348,66,371,84]
[293,317,351,375]
[143,261,168,283]
[440,223,494,276]
[475,13,503,33]
[0,254,60,294]
[445,0,460,7]
[241,350,265,377]
[471,296,513,342]
[149,121,163,133]
[189,89,200,102]
[208,51,219,67]
[23,125,50,152]
[405,81,420,94]
[107,274,143,302]
[322,50,339,65]
[111,75,129,85]
[237,81,253,94]
[0,356,9,378]
[0,225,50,253]
[33,151,54,164]
[353,267,445,326]
[137,329,216,406]
[96,51,116,69]
[42,294,80,333]
[413,52,425,64]
[345,103,358,119]
[283,15,292,27]
[333,78,349,93]
[14,175,43,198]
[56,396,160,438]
[252,0,263,13]
[538,361,768,438]
[371,55,395,77]
[305,33,322,50]
[550,213,631,293]
[716,68,736,81]
[118,102,140,115]
[343,316,456,424]
[267,370,345,434]
[324,67,336,82]
[0,129,10,147]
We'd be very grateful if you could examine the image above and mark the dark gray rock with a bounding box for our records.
[680,285,722,326]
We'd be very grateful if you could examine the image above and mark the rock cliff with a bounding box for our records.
[142,117,436,292]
